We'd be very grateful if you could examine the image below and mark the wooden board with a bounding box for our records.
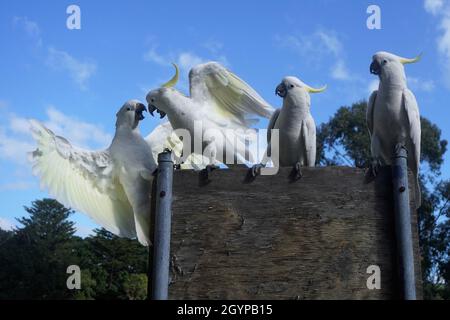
[166,166,422,300]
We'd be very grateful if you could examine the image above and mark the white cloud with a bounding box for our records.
[177,52,205,73]
[43,106,112,149]
[143,41,229,88]
[13,17,97,90]
[407,77,436,92]
[46,47,97,90]
[13,16,42,47]
[424,0,445,15]
[0,127,35,165]
[423,0,450,87]
[275,29,355,82]
[143,46,168,66]
[0,106,112,168]
[332,60,351,80]
[0,217,15,231]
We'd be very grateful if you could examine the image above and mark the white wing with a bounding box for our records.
[145,122,178,162]
[145,122,207,170]
[302,117,316,167]
[189,62,274,128]
[367,90,377,136]
[402,88,421,208]
[29,120,136,238]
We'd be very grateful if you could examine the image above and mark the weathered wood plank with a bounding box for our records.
[167,166,422,300]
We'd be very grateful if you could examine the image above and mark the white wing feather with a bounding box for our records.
[367,90,377,136]
[29,120,136,237]
[189,62,274,128]
[302,117,316,167]
[403,89,422,208]
[145,122,207,170]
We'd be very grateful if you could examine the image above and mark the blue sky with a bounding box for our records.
[0,0,449,236]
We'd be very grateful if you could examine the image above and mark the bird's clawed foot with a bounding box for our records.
[199,164,220,186]
[289,162,303,182]
[244,163,264,183]
[367,159,382,178]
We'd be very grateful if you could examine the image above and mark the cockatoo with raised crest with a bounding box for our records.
[29,100,156,245]
[250,76,326,180]
[367,51,422,208]
[145,62,274,180]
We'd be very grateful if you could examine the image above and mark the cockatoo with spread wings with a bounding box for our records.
[145,62,274,179]
[30,100,156,246]
[367,51,422,208]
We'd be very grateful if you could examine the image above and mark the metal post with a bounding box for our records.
[151,151,173,300]
[391,145,416,300]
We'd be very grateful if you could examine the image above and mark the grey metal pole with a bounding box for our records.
[151,150,173,300]
[391,145,416,300]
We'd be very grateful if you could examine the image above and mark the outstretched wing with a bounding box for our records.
[189,62,274,128]
[29,120,136,238]
[367,90,377,136]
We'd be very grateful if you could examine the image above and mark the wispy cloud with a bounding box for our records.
[0,217,15,231]
[46,47,97,90]
[423,0,450,87]
[13,16,43,47]
[407,77,436,92]
[12,17,97,90]
[43,106,112,149]
[424,0,445,15]
[142,40,229,93]
[0,106,112,169]
[275,29,356,82]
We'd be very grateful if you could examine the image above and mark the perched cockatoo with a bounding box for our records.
[144,121,207,170]
[145,62,274,179]
[29,100,156,246]
[367,51,422,208]
[250,76,325,180]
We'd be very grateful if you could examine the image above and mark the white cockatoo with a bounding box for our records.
[367,51,422,208]
[144,121,207,170]
[251,76,326,180]
[145,62,274,179]
[29,100,156,246]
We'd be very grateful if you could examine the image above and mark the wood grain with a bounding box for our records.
[165,166,422,300]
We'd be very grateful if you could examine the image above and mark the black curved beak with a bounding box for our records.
[157,109,166,119]
[370,60,381,75]
[275,83,287,98]
[148,104,157,117]
[135,103,147,121]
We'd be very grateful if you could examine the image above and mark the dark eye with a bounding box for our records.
[290,84,294,88]
[126,107,131,111]
[382,59,388,65]
[151,98,155,103]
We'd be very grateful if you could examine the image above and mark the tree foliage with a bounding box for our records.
[0,199,149,300]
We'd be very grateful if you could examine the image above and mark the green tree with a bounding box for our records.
[82,228,149,299]
[0,199,80,299]
[122,273,148,300]
[317,101,449,299]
